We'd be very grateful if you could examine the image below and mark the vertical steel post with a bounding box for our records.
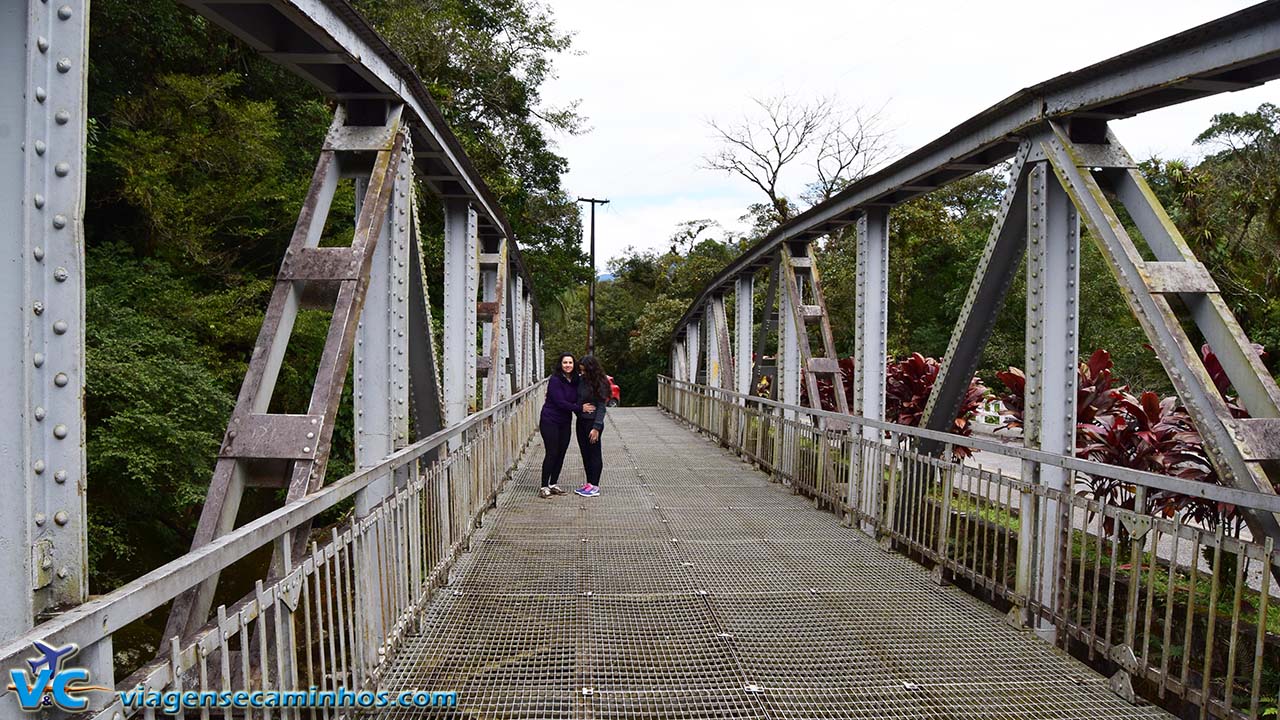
[777,259,801,416]
[855,209,889,532]
[735,276,754,399]
[443,200,477,425]
[351,144,410,668]
[0,0,90,644]
[685,321,700,386]
[511,275,524,390]
[705,303,721,388]
[1020,161,1079,637]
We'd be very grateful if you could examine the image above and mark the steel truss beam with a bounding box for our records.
[163,106,407,643]
[921,144,1031,438]
[670,3,1280,341]
[705,296,733,389]
[1040,122,1280,549]
[780,244,848,415]
[407,186,446,440]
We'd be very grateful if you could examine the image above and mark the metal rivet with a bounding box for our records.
[33,352,44,366]
[37,37,49,53]
[57,58,71,74]
[52,214,67,229]
[57,567,69,579]
[34,140,46,156]
[34,406,45,421]
[55,162,70,176]
[54,470,66,484]
[53,266,67,281]
[35,87,47,103]
[34,460,46,474]
[57,5,72,19]
[303,446,312,453]
[53,424,68,439]
[54,511,69,526]
[34,513,48,527]
[34,194,45,209]
[54,372,68,387]
[55,110,70,125]
[53,320,68,334]
[306,431,315,439]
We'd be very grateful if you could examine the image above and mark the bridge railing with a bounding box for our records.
[0,377,544,718]
[660,375,1280,719]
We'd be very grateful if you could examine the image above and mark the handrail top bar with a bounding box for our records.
[0,379,547,670]
[660,375,1280,514]
[178,0,541,319]
[671,1,1280,339]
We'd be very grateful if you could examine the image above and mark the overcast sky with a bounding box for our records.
[538,0,1277,271]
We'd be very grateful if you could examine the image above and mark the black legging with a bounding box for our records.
[576,418,603,487]
[540,420,572,488]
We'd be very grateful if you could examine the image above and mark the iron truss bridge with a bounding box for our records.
[1,0,1279,717]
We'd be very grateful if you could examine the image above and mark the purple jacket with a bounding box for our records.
[540,373,579,425]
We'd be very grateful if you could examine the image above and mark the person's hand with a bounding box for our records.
[589,428,600,444]
[582,403,596,413]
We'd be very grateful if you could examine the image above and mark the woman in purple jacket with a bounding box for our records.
[539,353,595,498]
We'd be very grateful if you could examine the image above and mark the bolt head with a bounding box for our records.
[53,266,68,281]
[57,5,72,19]
[54,372,68,387]
[37,37,49,53]
[54,162,70,176]
[52,214,67,229]
[53,320,68,334]
[56,58,71,74]
[53,423,68,439]
[54,510,69,526]
[55,110,70,125]
[34,140,46,156]
[35,86,47,103]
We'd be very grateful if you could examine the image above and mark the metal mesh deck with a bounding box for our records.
[373,408,1170,719]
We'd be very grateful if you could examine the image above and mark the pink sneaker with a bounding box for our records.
[575,483,600,497]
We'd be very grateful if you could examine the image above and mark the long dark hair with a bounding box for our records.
[577,355,611,400]
[555,353,577,382]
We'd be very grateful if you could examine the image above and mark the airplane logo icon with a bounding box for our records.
[26,641,77,676]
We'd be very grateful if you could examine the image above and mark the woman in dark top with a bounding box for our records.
[539,353,594,498]
[573,355,611,497]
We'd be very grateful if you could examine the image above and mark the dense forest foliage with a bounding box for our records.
[84,0,589,591]
[82,0,1279,595]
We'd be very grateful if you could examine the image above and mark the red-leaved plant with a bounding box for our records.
[883,353,986,458]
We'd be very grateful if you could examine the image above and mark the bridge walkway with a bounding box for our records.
[374,408,1169,719]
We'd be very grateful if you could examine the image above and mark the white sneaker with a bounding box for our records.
[549,484,568,495]
[539,486,552,498]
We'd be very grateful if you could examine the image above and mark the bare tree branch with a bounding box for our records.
[704,95,896,230]
[703,95,831,223]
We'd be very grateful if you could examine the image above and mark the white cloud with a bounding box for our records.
[540,0,1277,270]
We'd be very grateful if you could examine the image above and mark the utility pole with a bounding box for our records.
[577,197,609,355]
